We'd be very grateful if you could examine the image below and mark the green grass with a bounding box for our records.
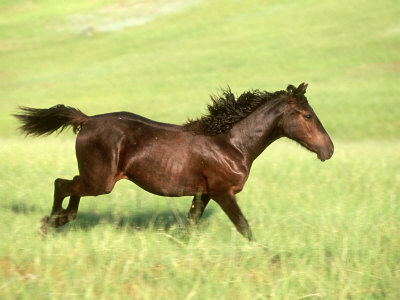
[0,0,399,299]
[0,139,399,299]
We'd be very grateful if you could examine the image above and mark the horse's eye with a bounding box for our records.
[303,114,312,120]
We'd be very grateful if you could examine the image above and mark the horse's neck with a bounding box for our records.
[229,100,284,163]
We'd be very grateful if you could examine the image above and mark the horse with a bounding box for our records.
[14,83,334,240]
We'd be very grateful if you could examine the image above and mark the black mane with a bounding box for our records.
[184,86,301,135]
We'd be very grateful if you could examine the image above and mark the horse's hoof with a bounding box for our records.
[38,225,49,236]
[39,216,51,236]
[41,215,50,224]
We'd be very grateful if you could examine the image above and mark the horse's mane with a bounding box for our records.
[184,85,305,135]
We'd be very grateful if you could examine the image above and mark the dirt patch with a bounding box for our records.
[348,61,400,77]
[60,0,199,35]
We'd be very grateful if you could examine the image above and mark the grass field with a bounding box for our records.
[0,0,399,299]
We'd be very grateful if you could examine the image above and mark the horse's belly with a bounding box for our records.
[124,157,205,197]
[127,172,203,197]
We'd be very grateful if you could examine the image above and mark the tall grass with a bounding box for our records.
[0,139,399,299]
[0,0,399,299]
[1,0,399,138]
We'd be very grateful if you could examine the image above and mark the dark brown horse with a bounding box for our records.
[14,83,333,239]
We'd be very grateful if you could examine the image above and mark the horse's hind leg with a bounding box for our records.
[40,169,119,234]
[186,194,210,227]
[40,176,82,234]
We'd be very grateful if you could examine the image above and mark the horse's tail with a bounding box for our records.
[13,104,89,136]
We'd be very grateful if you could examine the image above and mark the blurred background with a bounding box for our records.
[0,0,399,299]
[1,0,399,139]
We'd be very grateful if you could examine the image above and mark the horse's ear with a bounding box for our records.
[286,84,296,94]
[297,82,308,94]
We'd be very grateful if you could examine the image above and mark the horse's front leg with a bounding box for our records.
[186,194,210,227]
[213,194,253,241]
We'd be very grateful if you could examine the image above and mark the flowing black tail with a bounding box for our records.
[13,104,88,136]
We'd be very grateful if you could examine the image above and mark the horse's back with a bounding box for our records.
[88,111,182,132]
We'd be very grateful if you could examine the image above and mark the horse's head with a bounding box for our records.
[280,83,334,161]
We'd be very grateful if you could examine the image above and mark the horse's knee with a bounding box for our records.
[54,178,70,199]
[54,178,64,189]
[55,176,115,197]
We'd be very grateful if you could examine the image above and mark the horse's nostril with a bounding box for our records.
[330,145,334,156]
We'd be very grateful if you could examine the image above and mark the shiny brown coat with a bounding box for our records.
[14,83,333,239]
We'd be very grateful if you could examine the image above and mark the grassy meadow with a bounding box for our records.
[0,0,399,299]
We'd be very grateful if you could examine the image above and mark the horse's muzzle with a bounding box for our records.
[317,141,334,162]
